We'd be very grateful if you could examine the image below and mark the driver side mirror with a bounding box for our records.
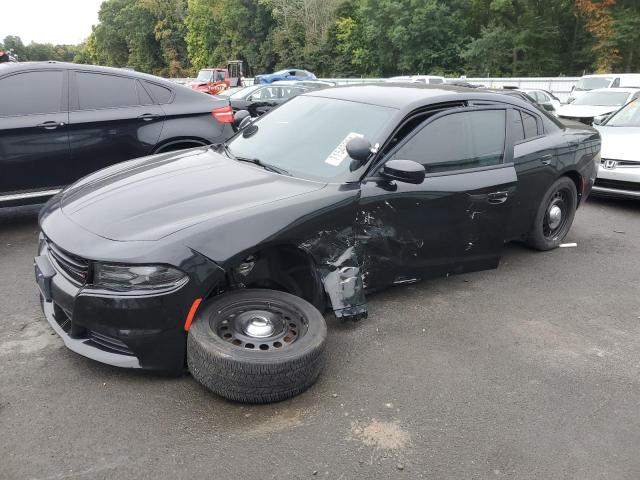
[234,110,251,130]
[347,137,372,171]
[592,113,609,126]
[381,159,425,184]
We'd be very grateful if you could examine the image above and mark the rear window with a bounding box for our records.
[76,72,139,110]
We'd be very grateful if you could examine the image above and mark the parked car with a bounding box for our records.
[592,98,640,198]
[386,75,446,85]
[254,68,316,84]
[272,79,335,90]
[567,73,640,103]
[558,88,640,125]
[521,89,561,114]
[229,84,308,117]
[36,84,599,403]
[0,62,235,207]
[189,68,230,95]
[483,88,556,116]
[446,80,479,88]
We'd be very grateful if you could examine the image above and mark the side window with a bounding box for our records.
[0,70,64,116]
[76,72,139,110]
[392,110,506,173]
[136,81,153,105]
[521,111,539,137]
[144,81,172,104]
[428,78,444,84]
[611,78,620,88]
[512,110,525,142]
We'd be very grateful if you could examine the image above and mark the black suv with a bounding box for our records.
[0,62,235,206]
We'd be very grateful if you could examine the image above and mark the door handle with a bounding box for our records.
[487,191,509,204]
[37,121,65,130]
[137,113,158,121]
[540,154,553,165]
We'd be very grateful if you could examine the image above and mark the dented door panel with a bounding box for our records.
[358,165,516,291]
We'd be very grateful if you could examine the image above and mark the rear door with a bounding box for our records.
[0,69,70,196]
[360,107,517,290]
[68,71,165,180]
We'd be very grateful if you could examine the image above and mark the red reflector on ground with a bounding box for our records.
[184,298,203,331]
[212,105,234,124]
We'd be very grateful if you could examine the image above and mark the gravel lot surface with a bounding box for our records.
[1,197,639,479]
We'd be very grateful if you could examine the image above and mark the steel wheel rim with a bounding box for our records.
[210,298,308,351]
[543,189,570,240]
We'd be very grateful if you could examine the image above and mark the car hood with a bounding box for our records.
[596,126,640,161]
[558,104,620,118]
[60,148,326,241]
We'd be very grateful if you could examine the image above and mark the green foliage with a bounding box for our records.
[3,0,640,77]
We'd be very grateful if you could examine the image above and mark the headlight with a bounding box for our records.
[93,263,188,291]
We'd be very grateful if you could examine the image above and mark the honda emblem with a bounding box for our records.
[603,160,617,169]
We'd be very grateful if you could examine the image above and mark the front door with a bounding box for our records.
[68,71,164,181]
[0,69,70,197]
[359,107,517,291]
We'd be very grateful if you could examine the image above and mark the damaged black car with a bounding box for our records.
[35,84,600,403]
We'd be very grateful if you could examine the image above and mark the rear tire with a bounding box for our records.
[187,289,327,404]
[526,176,577,251]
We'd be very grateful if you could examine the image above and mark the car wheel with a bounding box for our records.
[187,288,327,403]
[526,176,577,251]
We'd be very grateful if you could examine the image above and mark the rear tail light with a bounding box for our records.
[212,105,234,124]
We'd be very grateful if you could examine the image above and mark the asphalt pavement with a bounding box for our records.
[1,197,639,480]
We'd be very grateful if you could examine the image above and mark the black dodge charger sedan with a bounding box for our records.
[35,84,600,403]
[0,62,235,206]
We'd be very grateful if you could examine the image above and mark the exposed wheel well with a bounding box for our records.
[153,138,209,154]
[225,245,326,312]
[562,170,583,205]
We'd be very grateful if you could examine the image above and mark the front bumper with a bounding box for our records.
[592,162,640,199]
[35,224,225,374]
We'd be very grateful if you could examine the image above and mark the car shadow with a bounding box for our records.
[0,204,42,229]
[586,195,639,213]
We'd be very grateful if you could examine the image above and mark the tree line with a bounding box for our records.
[2,0,640,78]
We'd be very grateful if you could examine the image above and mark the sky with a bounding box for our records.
[0,0,104,45]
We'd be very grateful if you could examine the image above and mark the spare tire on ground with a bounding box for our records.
[187,288,327,404]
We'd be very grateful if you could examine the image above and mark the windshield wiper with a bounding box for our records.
[235,156,291,176]
[221,144,290,176]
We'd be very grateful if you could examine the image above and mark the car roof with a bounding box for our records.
[303,83,534,111]
[0,61,175,86]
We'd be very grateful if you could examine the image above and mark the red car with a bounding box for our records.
[189,68,230,95]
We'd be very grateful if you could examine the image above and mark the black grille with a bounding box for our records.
[601,158,640,167]
[46,240,90,285]
[53,303,72,333]
[594,178,640,192]
[86,331,135,356]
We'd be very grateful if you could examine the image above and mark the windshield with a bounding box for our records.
[273,69,292,75]
[196,70,213,82]
[229,84,261,99]
[575,77,613,91]
[605,99,640,127]
[572,91,630,106]
[228,96,395,181]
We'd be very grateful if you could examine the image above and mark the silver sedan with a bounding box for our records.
[594,98,640,198]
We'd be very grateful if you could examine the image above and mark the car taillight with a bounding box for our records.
[212,105,234,123]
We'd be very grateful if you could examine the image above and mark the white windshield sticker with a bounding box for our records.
[325,132,364,166]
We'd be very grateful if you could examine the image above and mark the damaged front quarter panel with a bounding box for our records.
[299,229,368,321]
